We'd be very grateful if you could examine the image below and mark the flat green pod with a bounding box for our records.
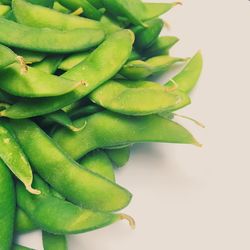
[0,63,83,97]
[105,147,130,168]
[0,160,15,250]
[90,80,189,115]
[13,0,102,30]
[17,176,134,233]
[9,119,132,212]
[165,51,203,93]
[15,208,38,233]
[53,1,69,13]
[0,17,105,53]
[12,244,34,250]
[12,48,46,64]
[79,150,115,181]
[53,111,200,160]
[0,4,10,15]
[0,44,19,69]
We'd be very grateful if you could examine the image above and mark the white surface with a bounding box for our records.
[19,0,250,249]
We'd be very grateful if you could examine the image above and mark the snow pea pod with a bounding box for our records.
[105,147,130,168]
[101,0,146,27]
[32,55,64,74]
[12,244,34,250]
[43,231,67,250]
[0,4,10,16]
[0,17,105,53]
[0,121,40,194]
[132,18,164,51]
[165,51,203,93]
[1,30,134,119]
[53,110,200,160]
[28,0,55,8]
[79,150,115,181]
[68,104,103,120]
[120,56,187,80]
[142,2,181,21]
[0,160,15,250]
[144,36,180,58]
[90,80,189,115]
[57,0,102,20]
[9,119,132,212]
[13,0,102,30]
[17,175,134,233]
[15,208,38,233]
[0,63,82,97]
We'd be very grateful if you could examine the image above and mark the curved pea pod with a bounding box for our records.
[9,119,132,212]
[12,244,34,250]
[0,63,83,97]
[100,15,122,34]
[165,51,203,93]
[0,30,134,119]
[13,0,102,31]
[144,36,180,58]
[0,160,15,250]
[0,121,40,195]
[0,4,10,16]
[120,56,187,80]
[101,0,146,27]
[58,51,90,71]
[32,55,64,74]
[15,208,38,233]
[90,80,189,115]
[142,2,181,21]
[28,0,55,8]
[43,232,67,250]
[0,18,105,53]
[80,150,115,181]
[57,0,102,20]
[53,111,200,160]
[12,48,46,64]
[43,110,87,132]
[16,176,134,233]
[105,147,130,168]
[132,18,164,51]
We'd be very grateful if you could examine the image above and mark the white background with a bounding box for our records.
[19,0,250,249]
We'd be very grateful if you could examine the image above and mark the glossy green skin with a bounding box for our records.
[120,56,186,80]
[58,51,90,71]
[0,160,15,250]
[144,36,179,58]
[105,147,130,168]
[0,4,10,16]
[53,1,69,13]
[1,30,134,119]
[53,110,198,160]
[165,51,203,93]
[13,0,102,30]
[12,244,34,250]
[90,80,188,115]
[32,55,64,74]
[9,119,132,212]
[132,18,164,51]
[87,0,102,8]
[16,178,120,233]
[80,150,115,181]
[142,2,179,21]
[43,232,67,250]
[0,121,36,193]
[0,44,17,69]
[100,15,122,34]
[0,63,81,97]
[12,48,46,64]
[15,208,38,233]
[28,0,54,8]
[0,18,105,53]
[101,0,145,26]
[58,0,102,20]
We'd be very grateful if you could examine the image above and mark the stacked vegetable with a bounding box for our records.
[0,0,203,249]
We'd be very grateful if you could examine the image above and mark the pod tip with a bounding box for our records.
[16,56,28,74]
[175,1,183,6]
[26,185,41,195]
[194,140,203,148]
[119,213,136,229]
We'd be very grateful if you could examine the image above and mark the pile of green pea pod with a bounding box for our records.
[0,0,203,249]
